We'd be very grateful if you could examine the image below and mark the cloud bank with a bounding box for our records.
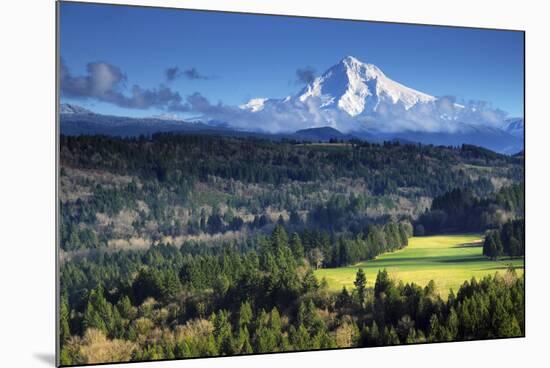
[61,60,512,135]
[61,60,189,111]
[226,95,513,134]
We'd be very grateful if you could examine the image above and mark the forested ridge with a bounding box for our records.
[60,134,521,191]
[59,134,524,365]
[60,134,523,252]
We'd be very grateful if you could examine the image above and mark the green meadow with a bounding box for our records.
[315,234,524,295]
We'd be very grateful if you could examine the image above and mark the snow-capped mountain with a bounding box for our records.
[297,56,436,116]
[241,56,438,118]
[235,55,523,153]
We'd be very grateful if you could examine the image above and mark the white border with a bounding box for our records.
[1,1,549,367]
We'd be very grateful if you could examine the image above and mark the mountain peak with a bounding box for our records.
[239,56,436,119]
[342,55,358,61]
[341,55,361,65]
[296,56,434,116]
[339,55,383,77]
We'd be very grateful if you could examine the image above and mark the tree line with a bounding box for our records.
[61,134,521,198]
[483,219,525,259]
[415,183,524,235]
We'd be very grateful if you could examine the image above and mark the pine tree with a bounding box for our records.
[374,269,392,297]
[336,286,352,309]
[302,269,319,293]
[298,300,324,335]
[428,314,441,341]
[59,295,71,344]
[162,269,182,301]
[354,268,367,308]
[238,326,253,354]
[254,309,277,353]
[271,225,288,249]
[289,324,311,351]
[369,321,381,346]
[509,237,520,257]
[116,295,136,320]
[213,310,233,354]
[83,286,113,336]
[383,326,400,345]
[446,307,459,339]
[238,301,253,329]
[289,232,304,259]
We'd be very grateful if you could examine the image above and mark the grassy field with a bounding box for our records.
[315,234,524,296]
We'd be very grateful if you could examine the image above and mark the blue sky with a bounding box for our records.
[59,2,524,118]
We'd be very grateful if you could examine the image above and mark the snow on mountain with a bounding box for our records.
[149,113,184,121]
[234,55,524,153]
[237,56,522,143]
[296,56,436,116]
[239,98,268,112]
[502,117,524,138]
[240,56,437,118]
[60,103,93,115]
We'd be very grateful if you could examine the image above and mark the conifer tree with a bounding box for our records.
[354,268,367,308]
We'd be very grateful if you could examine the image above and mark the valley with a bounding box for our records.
[58,133,525,365]
[315,234,525,294]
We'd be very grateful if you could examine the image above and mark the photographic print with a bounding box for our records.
[57,1,525,366]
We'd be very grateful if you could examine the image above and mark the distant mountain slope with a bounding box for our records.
[59,103,523,154]
[60,103,93,115]
[354,125,523,154]
[502,118,524,138]
[292,127,355,141]
[60,106,355,143]
[60,106,215,136]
